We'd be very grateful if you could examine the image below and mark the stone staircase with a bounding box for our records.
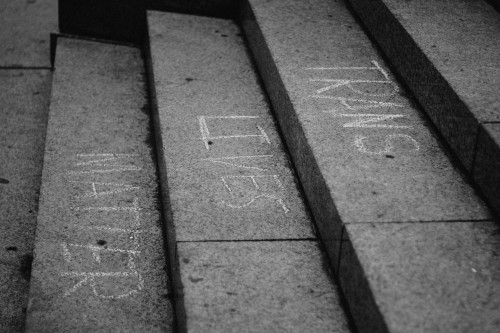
[1,0,499,332]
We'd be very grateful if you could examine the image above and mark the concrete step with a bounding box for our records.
[25,37,174,331]
[0,70,51,332]
[240,0,500,332]
[346,0,500,216]
[146,10,351,332]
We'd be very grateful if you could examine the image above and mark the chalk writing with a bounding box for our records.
[69,181,139,199]
[62,153,144,299]
[69,153,142,174]
[329,113,412,129]
[320,97,403,111]
[201,155,273,171]
[220,175,289,213]
[61,243,140,268]
[198,116,271,150]
[354,134,420,155]
[307,60,399,98]
[307,60,420,156]
[60,271,144,299]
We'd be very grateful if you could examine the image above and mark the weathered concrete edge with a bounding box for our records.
[345,0,500,218]
[338,226,389,333]
[473,123,500,216]
[144,16,186,333]
[345,0,479,172]
[239,0,344,268]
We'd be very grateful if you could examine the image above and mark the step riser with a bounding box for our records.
[346,0,500,217]
[240,0,497,331]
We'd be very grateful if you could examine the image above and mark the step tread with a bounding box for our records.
[0,69,51,332]
[146,10,350,332]
[0,0,57,67]
[179,241,348,333]
[346,0,500,213]
[240,0,499,331]
[25,37,173,332]
[340,221,500,333]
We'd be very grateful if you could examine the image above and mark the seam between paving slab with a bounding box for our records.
[0,66,52,70]
[176,238,318,243]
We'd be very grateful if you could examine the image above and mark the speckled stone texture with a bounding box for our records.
[0,70,51,332]
[346,0,500,211]
[147,11,315,241]
[146,11,352,332]
[0,0,57,67]
[25,38,173,332]
[240,0,489,266]
[178,241,350,333]
[474,123,500,214]
[340,222,500,333]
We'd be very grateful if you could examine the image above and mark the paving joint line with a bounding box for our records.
[345,219,493,225]
[0,67,51,70]
[176,238,318,243]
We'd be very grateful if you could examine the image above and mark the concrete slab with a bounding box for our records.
[0,70,51,332]
[346,0,500,169]
[25,38,173,332]
[146,11,315,241]
[473,123,500,214]
[339,221,500,333]
[0,0,57,67]
[240,0,489,265]
[178,241,350,333]
[149,0,236,19]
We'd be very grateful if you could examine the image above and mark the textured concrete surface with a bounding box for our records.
[474,123,500,214]
[0,0,57,67]
[147,11,315,241]
[340,222,500,333]
[240,0,489,266]
[178,241,350,333]
[347,0,500,177]
[25,38,173,332]
[0,70,51,332]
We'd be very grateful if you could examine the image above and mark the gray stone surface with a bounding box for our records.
[473,123,500,214]
[178,241,350,333]
[240,0,490,265]
[339,221,500,333]
[25,38,173,332]
[346,0,500,170]
[147,11,315,241]
[0,0,57,67]
[0,70,51,332]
